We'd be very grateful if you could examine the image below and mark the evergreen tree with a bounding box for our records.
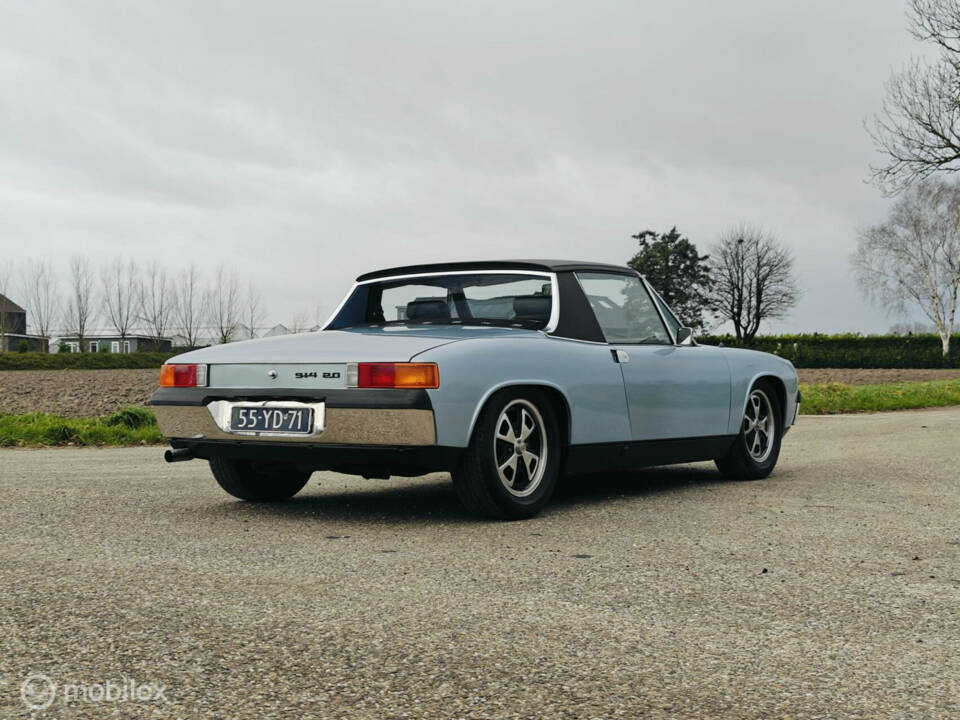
[627,228,712,330]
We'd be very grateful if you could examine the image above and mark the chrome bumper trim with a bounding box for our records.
[154,405,436,446]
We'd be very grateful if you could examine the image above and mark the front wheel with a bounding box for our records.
[451,388,561,519]
[209,457,311,501]
[715,380,783,480]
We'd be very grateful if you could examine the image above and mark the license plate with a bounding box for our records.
[229,406,314,434]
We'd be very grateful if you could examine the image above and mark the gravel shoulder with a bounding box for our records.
[3,368,960,418]
[1,408,958,718]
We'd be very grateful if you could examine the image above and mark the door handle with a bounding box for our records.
[611,349,630,364]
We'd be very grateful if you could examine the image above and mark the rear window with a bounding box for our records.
[329,273,555,329]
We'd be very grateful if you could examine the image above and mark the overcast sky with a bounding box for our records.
[0,0,929,333]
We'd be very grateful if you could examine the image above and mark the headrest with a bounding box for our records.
[513,295,551,321]
[405,299,450,321]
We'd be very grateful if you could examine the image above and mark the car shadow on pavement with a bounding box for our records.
[194,463,727,524]
[553,463,727,509]
[202,477,479,525]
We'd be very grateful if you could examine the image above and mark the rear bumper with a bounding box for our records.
[149,386,437,446]
[151,386,455,475]
[152,405,437,446]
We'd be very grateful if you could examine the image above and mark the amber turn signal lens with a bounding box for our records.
[393,363,439,388]
[356,362,439,389]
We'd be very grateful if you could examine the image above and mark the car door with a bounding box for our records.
[575,272,731,442]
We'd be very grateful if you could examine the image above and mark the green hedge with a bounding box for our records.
[2,336,958,370]
[699,333,958,368]
[0,352,176,370]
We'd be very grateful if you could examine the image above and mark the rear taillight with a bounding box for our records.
[348,362,439,389]
[160,364,208,388]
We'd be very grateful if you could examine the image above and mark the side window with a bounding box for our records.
[576,273,671,345]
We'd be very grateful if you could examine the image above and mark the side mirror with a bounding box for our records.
[676,327,695,345]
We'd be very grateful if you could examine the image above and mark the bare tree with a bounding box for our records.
[172,264,205,348]
[707,225,800,343]
[209,265,240,344]
[869,0,960,191]
[139,260,173,351]
[854,180,960,358]
[101,258,140,345]
[289,312,311,334]
[63,255,95,351]
[310,302,324,331]
[19,258,59,348]
[243,280,264,340]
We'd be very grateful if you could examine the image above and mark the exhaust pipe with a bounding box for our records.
[164,448,195,463]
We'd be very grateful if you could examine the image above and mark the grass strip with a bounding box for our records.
[0,407,162,447]
[799,379,960,414]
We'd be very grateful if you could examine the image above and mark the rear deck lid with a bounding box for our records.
[167,328,470,366]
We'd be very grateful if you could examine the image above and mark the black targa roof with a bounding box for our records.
[355,260,636,282]
[343,259,645,343]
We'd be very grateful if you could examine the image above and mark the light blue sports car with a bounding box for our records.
[151,260,800,518]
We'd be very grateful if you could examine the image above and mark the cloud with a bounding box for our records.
[0,0,924,332]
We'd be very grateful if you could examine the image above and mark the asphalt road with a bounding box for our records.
[1,409,958,719]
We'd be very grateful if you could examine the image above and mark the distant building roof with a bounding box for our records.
[56,333,172,341]
[0,293,26,314]
[234,323,258,340]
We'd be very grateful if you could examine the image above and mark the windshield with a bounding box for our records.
[328,273,555,330]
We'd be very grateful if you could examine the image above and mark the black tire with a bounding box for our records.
[451,388,561,519]
[715,379,783,480]
[209,457,311,502]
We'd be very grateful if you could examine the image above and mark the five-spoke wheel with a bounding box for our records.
[452,388,560,518]
[743,388,775,463]
[715,379,783,480]
[493,399,548,498]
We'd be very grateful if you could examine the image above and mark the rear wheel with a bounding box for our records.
[715,380,783,480]
[209,457,311,501]
[452,388,561,519]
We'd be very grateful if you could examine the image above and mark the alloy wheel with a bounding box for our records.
[493,399,548,497]
[743,388,775,463]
